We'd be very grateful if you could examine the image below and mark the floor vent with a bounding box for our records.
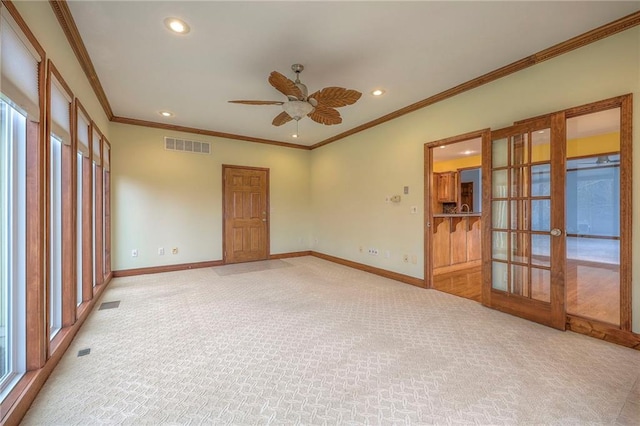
[99,301,120,310]
[77,348,91,357]
[165,137,211,154]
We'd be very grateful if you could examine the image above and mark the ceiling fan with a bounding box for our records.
[229,64,362,128]
[579,155,620,165]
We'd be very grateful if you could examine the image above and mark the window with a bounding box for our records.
[566,156,620,238]
[49,134,63,339]
[91,127,102,287]
[92,161,97,287]
[103,141,110,279]
[76,103,91,306]
[76,152,83,306]
[1,3,41,400]
[48,67,73,341]
[0,99,27,398]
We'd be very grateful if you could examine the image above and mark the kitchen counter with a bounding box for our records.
[432,214,482,273]
[433,212,482,217]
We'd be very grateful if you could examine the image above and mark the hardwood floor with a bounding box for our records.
[431,261,619,326]
[432,266,482,302]
[566,259,620,326]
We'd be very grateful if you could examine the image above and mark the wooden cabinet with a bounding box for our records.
[436,171,458,203]
[432,215,482,273]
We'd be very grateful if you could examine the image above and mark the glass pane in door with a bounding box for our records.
[565,108,621,325]
[490,127,552,299]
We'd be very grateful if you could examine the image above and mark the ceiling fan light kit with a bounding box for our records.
[229,64,362,133]
[283,100,314,121]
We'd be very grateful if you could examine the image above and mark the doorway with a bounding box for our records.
[222,165,270,264]
[483,95,632,333]
[424,131,487,302]
[424,95,631,340]
[564,106,628,328]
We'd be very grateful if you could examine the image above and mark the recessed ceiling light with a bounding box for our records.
[159,111,174,117]
[463,150,474,155]
[164,17,190,34]
[371,89,385,96]
[439,146,446,149]
[292,134,298,138]
[538,130,545,134]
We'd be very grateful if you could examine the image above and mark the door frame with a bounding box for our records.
[423,129,490,288]
[221,164,270,264]
[564,95,633,332]
[513,94,633,333]
[423,94,634,344]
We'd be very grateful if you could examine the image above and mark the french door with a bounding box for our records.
[483,113,566,329]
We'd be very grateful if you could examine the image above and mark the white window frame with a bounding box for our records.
[0,98,27,399]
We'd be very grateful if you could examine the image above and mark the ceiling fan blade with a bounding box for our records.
[308,105,342,125]
[309,87,362,108]
[228,100,284,105]
[272,111,293,126]
[268,71,303,100]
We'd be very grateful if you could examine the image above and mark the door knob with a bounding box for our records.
[550,228,562,237]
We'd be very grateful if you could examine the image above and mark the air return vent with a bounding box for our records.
[164,137,211,154]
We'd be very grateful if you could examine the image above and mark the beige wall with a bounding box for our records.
[310,28,640,332]
[110,124,311,270]
[14,0,640,333]
[13,0,110,136]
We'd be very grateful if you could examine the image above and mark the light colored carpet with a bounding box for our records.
[213,259,292,276]
[22,256,640,425]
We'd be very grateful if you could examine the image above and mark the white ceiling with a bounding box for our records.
[432,138,481,162]
[66,1,639,147]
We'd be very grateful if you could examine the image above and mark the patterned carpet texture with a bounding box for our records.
[22,256,640,425]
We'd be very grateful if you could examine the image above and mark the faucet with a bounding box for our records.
[460,204,470,213]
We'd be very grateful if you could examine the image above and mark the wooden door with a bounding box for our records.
[223,166,269,264]
[482,114,566,330]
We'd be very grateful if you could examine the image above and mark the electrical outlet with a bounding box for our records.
[132,249,138,257]
[158,247,164,255]
[403,254,409,263]
[368,248,379,255]
[172,247,178,254]
[410,206,418,214]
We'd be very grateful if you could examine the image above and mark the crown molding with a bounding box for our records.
[49,0,114,120]
[310,10,640,149]
[48,1,639,151]
[111,116,311,150]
